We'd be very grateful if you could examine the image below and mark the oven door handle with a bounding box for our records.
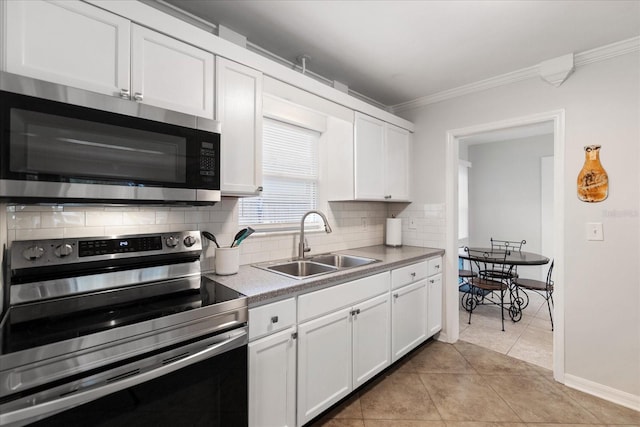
[0,328,247,427]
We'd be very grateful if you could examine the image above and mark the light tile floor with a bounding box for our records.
[459,289,553,369]
[309,340,640,426]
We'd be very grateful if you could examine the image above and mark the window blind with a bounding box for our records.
[239,118,320,229]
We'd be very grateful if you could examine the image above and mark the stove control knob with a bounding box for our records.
[183,235,197,247]
[54,243,74,258]
[23,245,45,261]
[166,236,179,248]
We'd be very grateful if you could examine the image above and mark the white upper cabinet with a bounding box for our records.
[131,24,214,119]
[384,123,411,201]
[329,111,411,202]
[4,1,214,118]
[5,0,130,97]
[216,57,263,196]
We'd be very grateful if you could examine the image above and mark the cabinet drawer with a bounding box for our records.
[298,272,390,322]
[249,298,296,341]
[391,261,428,290]
[428,256,443,276]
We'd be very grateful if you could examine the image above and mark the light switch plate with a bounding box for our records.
[586,222,604,241]
[408,217,417,230]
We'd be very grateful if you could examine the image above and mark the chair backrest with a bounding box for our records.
[545,259,555,289]
[464,247,510,280]
[490,238,526,254]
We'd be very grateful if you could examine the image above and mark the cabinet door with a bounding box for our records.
[5,0,130,97]
[297,308,352,426]
[391,279,427,362]
[427,274,443,337]
[248,327,296,427]
[131,24,214,118]
[354,112,385,200]
[385,124,410,201]
[352,293,391,388]
[216,57,263,196]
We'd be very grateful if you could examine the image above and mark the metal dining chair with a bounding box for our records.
[461,247,511,331]
[513,260,555,330]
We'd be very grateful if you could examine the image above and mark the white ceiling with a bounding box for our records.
[164,0,640,107]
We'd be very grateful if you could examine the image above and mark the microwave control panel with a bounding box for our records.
[199,142,217,176]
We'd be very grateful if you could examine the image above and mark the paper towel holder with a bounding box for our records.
[385,216,403,247]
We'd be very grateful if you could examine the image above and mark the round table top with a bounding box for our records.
[458,247,550,266]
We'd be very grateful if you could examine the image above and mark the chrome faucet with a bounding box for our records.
[299,210,332,259]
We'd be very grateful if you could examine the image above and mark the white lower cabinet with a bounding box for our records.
[248,298,297,427]
[249,327,297,427]
[296,272,390,426]
[391,279,427,362]
[352,293,391,388]
[297,308,352,426]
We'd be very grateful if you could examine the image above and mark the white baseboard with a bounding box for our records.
[564,373,640,412]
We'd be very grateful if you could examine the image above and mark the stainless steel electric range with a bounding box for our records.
[0,231,248,427]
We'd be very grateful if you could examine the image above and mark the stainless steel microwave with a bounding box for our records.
[0,73,221,204]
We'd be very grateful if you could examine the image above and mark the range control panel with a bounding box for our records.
[10,231,202,270]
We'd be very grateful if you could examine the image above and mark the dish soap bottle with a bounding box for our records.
[577,145,608,202]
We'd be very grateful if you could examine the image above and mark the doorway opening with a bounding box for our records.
[444,110,565,382]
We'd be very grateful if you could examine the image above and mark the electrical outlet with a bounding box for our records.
[361,217,368,230]
[586,222,604,241]
[408,217,417,230]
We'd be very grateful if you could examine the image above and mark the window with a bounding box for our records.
[239,118,320,231]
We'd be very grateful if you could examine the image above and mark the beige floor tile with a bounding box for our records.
[507,327,553,370]
[445,423,527,427]
[453,341,539,376]
[558,384,640,425]
[323,394,363,420]
[359,372,441,421]
[407,340,477,374]
[482,374,600,424]
[310,419,365,427]
[419,373,521,422]
[364,420,446,427]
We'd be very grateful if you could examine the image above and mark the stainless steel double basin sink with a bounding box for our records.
[253,253,379,279]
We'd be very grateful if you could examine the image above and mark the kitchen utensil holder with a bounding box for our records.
[215,247,240,275]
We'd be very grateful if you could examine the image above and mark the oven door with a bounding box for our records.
[0,328,247,427]
[0,86,220,204]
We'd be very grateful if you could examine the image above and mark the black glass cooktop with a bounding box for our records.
[0,277,244,356]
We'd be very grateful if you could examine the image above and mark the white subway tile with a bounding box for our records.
[155,211,185,225]
[185,211,210,223]
[15,228,64,240]
[9,213,41,229]
[41,212,86,228]
[86,211,123,226]
[123,211,156,225]
[63,227,106,238]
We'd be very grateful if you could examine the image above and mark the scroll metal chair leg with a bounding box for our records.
[547,293,554,331]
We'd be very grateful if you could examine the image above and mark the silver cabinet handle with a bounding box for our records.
[411,272,416,278]
[430,279,435,283]
[350,308,361,316]
[384,195,392,199]
[271,316,278,323]
[257,186,263,192]
[435,264,440,270]
[393,293,399,299]
[119,89,130,99]
[291,332,298,340]
[133,92,144,102]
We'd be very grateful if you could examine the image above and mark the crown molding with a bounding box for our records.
[392,36,640,113]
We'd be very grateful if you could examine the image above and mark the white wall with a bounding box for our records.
[400,53,640,399]
[467,134,554,280]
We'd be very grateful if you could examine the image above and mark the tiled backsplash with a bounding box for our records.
[4,199,428,272]
[4,200,446,272]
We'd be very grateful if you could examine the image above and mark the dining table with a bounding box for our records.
[458,247,550,322]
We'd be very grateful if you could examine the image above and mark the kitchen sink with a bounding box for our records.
[309,254,377,268]
[254,253,379,279]
[263,260,337,279]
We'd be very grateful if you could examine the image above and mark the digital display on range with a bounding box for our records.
[79,236,163,257]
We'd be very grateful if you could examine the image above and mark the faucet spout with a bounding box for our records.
[299,210,332,259]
